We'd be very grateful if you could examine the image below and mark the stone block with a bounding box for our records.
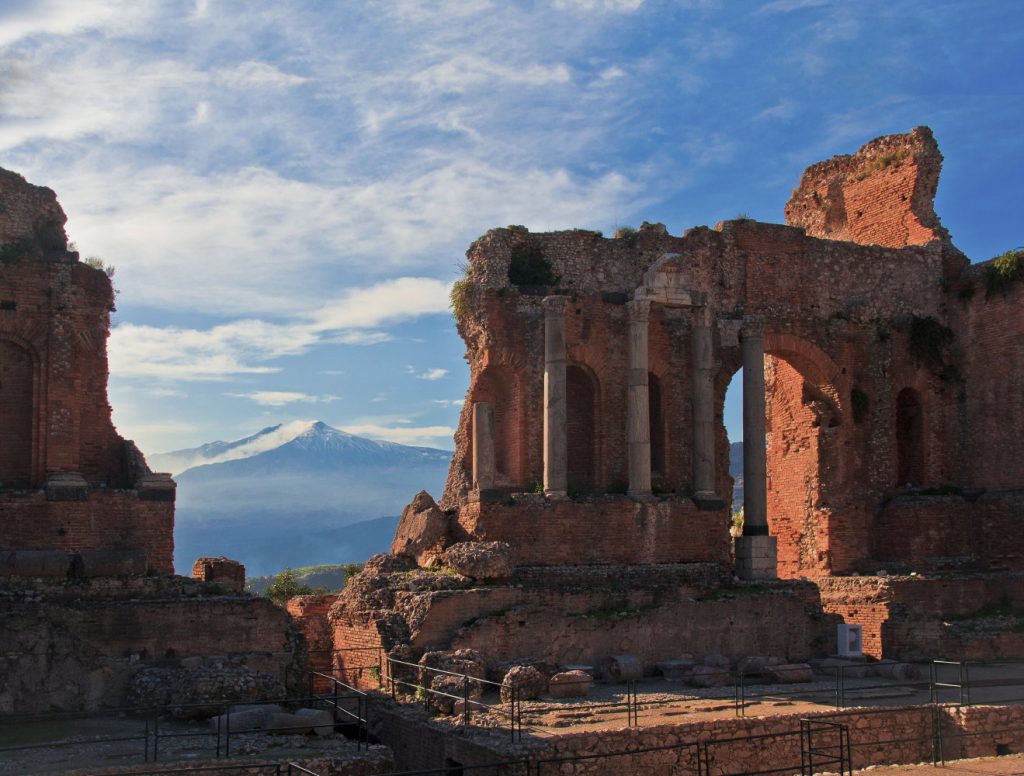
[500,664,547,703]
[208,708,267,734]
[597,654,643,683]
[689,665,729,687]
[738,655,784,676]
[264,712,312,735]
[656,660,695,681]
[296,707,334,736]
[443,541,514,582]
[549,671,592,698]
[44,473,88,502]
[0,549,72,577]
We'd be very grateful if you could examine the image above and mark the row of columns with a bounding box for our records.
[471,294,775,578]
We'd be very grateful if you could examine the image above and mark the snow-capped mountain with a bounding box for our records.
[156,421,450,576]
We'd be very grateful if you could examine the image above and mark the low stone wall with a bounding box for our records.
[0,578,301,713]
[818,573,1024,660]
[371,699,1024,773]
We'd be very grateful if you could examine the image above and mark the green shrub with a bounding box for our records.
[982,248,1024,298]
[907,316,954,374]
[450,262,474,325]
[265,568,327,606]
[507,243,559,287]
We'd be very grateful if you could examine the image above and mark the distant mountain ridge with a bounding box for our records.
[159,421,450,576]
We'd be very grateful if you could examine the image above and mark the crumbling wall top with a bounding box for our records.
[784,127,961,263]
[0,168,73,262]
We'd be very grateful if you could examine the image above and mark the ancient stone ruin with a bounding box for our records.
[315,127,1024,690]
[0,169,301,716]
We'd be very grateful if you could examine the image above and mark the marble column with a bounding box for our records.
[736,318,777,580]
[692,307,716,501]
[543,296,568,497]
[472,401,495,491]
[626,299,651,496]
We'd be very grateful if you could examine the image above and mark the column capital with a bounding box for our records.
[691,305,713,327]
[626,298,651,321]
[542,295,568,316]
[741,316,765,338]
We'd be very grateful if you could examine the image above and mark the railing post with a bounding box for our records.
[144,717,149,762]
[225,701,232,758]
[154,712,160,762]
[333,678,339,723]
[463,674,470,726]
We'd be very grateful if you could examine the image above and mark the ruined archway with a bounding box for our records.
[896,387,924,487]
[717,334,842,578]
[566,364,599,493]
[470,363,525,488]
[0,339,35,488]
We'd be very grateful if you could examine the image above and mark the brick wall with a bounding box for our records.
[0,165,175,570]
[0,490,175,574]
[456,496,730,566]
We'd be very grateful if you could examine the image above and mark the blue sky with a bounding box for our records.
[1,0,1021,455]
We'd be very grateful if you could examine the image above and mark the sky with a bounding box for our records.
[1,0,1021,455]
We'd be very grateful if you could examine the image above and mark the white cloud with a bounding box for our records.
[416,368,448,381]
[553,0,645,11]
[227,391,341,407]
[0,0,152,46]
[109,277,451,381]
[339,422,455,448]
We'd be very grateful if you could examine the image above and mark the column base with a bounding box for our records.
[735,535,778,580]
[544,490,568,500]
[693,491,725,511]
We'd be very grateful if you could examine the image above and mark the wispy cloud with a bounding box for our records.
[109,277,451,380]
[340,422,455,448]
[227,391,341,407]
[413,368,448,381]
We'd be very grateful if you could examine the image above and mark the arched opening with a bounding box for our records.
[649,372,665,482]
[470,364,524,488]
[566,364,598,493]
[896,387,924,487]
[716,335,842,578]
[0,340,34,488]
[723,369,743,534]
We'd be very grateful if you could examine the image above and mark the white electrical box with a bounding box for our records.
[837,623,863,657]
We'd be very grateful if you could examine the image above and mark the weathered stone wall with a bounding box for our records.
[819,573,1024,660]
[372,701,1024,774]
[456,496,729,567]
[438,126,1022,580]
[952,271,1024,489]
[0,577,300,713]
[0,487,175,574]
[0,166,175,573]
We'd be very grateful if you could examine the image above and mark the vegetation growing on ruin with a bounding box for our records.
[83,255,116,279]
[982,248,1024,298]
[613,226,637,239]
[851,387,870,425]
[507,243,559,287]
[576,601,659,621]
[0,238,31,265]
[450,261,474,325]
[906,316,957,379]
[853,147,911,180]
[265,568,328,606]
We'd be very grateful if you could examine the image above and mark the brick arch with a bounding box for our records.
[470,363,525,488]
[763,331,843,418]
[0,337,40,487]
[566,363,600,493]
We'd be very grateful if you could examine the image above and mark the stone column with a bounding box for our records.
[692,307,716,504]
[626,299,651,496]
[543,296,568,497]
[736,318,777,580]
[472,401,495,491]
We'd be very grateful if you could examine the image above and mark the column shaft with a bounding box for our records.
[543,296,568,496]
[742,325,768,534]
[626,300,651,496]
[472,401,496,491]
[692,310,716,499]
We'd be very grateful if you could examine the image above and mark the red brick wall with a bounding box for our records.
[0,339,33,486]
[0,166,175,570]
[0,485,175,574]
[457,496,730,566]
